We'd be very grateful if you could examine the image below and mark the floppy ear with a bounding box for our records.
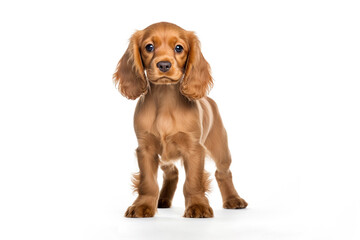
[180,32,213,100]
[113,31,147,100]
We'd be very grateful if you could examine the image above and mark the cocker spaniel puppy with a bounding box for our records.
[114,22,247,218]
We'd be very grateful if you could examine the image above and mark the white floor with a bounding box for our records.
[66,160,360,240]
[83,183,360,240]
[3,155,359,240]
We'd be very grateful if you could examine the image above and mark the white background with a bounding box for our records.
[1,0,359,239]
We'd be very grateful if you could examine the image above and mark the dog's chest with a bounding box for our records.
[135,96,200,161]
[151,109,182,160]
[153,108,179,137]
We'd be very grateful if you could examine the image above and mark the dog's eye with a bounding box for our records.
[175,45,183,53]
[145,44,154,52]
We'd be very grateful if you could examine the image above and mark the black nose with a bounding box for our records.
[157,61,172,72]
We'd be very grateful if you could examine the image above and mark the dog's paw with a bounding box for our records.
[125,204,156,218]
[223,196,248,209]
[183,204,214,218]
[157,198,172,208]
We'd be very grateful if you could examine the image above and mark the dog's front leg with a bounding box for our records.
[125,134,160,218]
[182,143,213,218]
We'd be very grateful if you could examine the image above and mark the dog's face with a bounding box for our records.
[140,24,188,85]
[114,22,213,100]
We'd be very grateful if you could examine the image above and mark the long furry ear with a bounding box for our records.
[180,32,213,100]
[113,31,147,100]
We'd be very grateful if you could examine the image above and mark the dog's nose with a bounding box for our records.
[157,61,172,72]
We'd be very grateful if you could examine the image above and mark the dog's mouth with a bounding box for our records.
[149,76,181,85]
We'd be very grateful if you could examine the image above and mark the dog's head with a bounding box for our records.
[113,22,213,100]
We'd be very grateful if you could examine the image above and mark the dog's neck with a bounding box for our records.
[146,83,192,108]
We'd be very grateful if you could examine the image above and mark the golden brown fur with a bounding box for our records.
[114,22,247,218]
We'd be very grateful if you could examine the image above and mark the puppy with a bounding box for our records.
[114,22,247,218]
